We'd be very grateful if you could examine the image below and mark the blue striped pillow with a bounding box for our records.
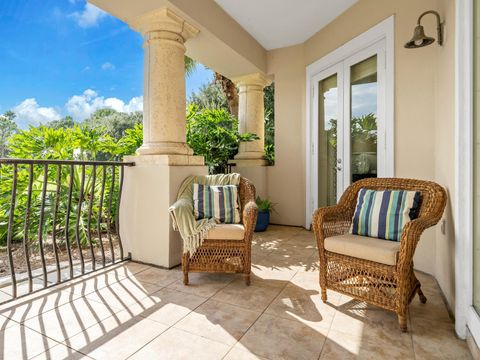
[350,189,421,241]
[193,184,240,224]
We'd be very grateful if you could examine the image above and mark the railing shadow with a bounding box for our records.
[0,225,452,359]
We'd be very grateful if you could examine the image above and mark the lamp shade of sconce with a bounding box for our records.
[405,10,444,49]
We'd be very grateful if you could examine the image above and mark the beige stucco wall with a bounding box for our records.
[265,0,456,308]
[266,45,306,227]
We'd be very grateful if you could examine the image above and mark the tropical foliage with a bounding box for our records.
[187,79,276,164]
[0,111,18,157]
[327,112,378,148]
[186,105,258,174]
[0,123,141,247]
[255,196,277,214]
[0,65,275,247]
[264,84,275,164]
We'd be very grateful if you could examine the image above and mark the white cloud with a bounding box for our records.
[65,89,143,121]
[13,99,61,129]
[70,3,108,28]
[82,66,91,72]
[101,62,115,71]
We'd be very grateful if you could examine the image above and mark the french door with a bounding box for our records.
[311,41,388,210]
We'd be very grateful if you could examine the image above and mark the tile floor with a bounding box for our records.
[0,225,472,359]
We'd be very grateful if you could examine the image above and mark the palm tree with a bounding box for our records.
[214,73,239,118]
[185,57,239,118]
[185,56,197,78]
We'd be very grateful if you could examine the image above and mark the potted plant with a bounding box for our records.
[255,196,277,232]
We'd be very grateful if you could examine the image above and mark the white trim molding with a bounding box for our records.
[305,15,395,228]
[455,0,475,341]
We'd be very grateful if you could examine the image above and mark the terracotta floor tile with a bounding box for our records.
[63,309,168,360]
[23,296,118,342]
[129,327,230,360]
[212,279,283,311]
[167,272,235,298]
[0,323,60,359]
[30,343,91,360]
[0,229,470,360]
[129,287,207,326]
[175,299,261,345]
[235,313,327,360]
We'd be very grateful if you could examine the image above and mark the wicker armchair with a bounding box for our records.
[182,177,258,286]
[312,178,447,332]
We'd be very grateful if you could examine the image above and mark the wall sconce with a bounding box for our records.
[404,10,444,49]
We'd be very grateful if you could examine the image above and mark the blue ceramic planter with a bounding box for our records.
[255,210,270,232]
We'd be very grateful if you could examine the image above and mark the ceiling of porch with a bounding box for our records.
[214,0,358,50]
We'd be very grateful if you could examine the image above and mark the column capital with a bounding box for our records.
[231,73,272,88]
[128,8,199,41]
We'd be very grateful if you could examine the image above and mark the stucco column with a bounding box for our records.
[120,8,207,269]
[232,73,272,164]
[129,8,198,156]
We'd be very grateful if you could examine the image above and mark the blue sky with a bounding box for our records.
[0,0,213,128]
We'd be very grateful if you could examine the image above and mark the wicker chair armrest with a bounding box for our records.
[242,201,258,243]
[313,205,353,246]
[397,216,441,272]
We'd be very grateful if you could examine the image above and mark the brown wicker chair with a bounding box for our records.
[182,177,258,286]
[312,178,447,332]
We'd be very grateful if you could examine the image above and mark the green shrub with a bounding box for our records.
[186,105,258,174]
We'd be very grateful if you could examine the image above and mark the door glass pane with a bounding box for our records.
[350,55,378,183]
[318,74,338,207]
[473,0,480,314]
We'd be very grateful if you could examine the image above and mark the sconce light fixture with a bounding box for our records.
[404,10,444,49]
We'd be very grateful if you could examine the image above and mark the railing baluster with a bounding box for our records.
[37,164,49,288]
[65,164,75,279]
[0,158,134,305]
[7,164,18,298]
[97,166,107,267]
[52,164,62,283]
[106,165,116,264]
[87,165,97,271]
[116,165,125,260]
[23,164,34,293]
[75,164,86,274]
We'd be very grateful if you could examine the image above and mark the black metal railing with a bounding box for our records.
[0,158,134,303]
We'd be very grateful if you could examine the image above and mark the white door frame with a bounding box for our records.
[311,63,345,201]
[455,0,479,342]
[305,15,395,228]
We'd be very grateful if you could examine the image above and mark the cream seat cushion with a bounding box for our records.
[205,224,245,240]
[324,234,400,266]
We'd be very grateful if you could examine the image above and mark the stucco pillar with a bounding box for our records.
[130,8,198,156]
[232,73,272,164]
[120,8,207,269]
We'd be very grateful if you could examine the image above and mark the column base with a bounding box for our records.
[231,161,268,199]
[234,151,266,160]
[120,156,207,268]
[230,159,268,166]
[137,142,194,156]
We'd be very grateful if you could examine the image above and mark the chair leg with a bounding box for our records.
[321,288,327,303]
[398,313,408,332]
[244,273,251,286]
[182,253,189,285]
[417,287,427,304]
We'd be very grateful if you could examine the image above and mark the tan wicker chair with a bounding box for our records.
[182,177,258,286]
[312,178,447,332]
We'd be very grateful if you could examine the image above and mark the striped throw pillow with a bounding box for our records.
[350,189,421,241]
[193,184,241,224]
